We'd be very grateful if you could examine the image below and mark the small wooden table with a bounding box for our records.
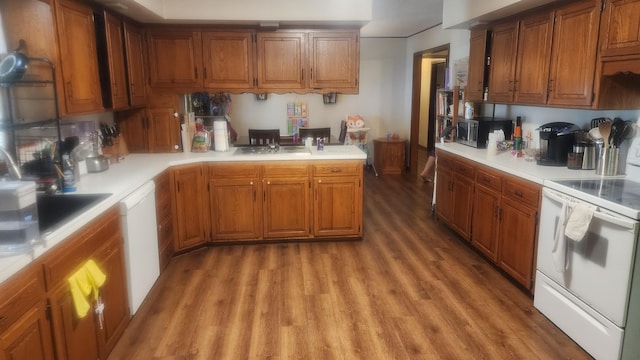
[373,138,406,175]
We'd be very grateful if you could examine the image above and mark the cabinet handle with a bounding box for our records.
[548,79,554,93]
[130,83,136,96]
[250,181,253,185]
[194,67,198,79]
[318,179,322,183]
[0,315,6,326]
[494,206,499,219]
[512,80,518,92]
[204,67,207,79]
[254,189,256,202]
[331,168,342,173]
[515,190,523,197]
[310,68,313,80]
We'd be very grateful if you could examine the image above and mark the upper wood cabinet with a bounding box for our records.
[256,31,307,90]
[486,0,601,107]
[466,28,489,102]
[487,21,519,103]
[146,30,203,88]
[54,0,103,114]
[599,0,640,57]
[202,31,256,89]
[308,31,359,92]
[147,107,181,153]
[123,22,147,106]
[547,0,602,107]
[97,11,129,110]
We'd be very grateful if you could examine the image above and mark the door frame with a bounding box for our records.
[408,45,449,173]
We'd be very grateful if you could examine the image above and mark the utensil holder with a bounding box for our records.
[596,147,619,176]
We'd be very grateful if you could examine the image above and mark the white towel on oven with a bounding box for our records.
[552,200,570,272]
[564,202,596,242]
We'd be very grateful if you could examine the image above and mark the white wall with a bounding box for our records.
[229,37,408,142]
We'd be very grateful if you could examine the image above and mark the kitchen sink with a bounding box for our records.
[36,193,111,233]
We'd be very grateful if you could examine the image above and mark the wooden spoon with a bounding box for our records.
[599,121,612,149]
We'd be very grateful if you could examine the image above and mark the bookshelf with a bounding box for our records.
[435,86,462,141]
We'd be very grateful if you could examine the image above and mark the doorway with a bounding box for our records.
[408,45,449,175]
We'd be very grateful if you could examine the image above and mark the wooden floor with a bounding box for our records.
[108,159,592,359]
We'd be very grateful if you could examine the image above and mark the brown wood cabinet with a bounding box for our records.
[312,161,363,238]
[434,151,474,241]
[547,0,602,107]
[147,107,181,153]
[172,164,210,251]
[262,163,311,239]
[599,0,640,57]
[123,22,147,107]
[0,265,54,360]
[99,11,129,110]
[208,163,263,241]
[487,21,519,103]
[116,108,149,153]
[436,150,541,291]
[54,0,103,114]
[308,31,359,92]
[256,31,307,91]
[466,28,489,102]
[373,138,406,175]
[147,30,203,88]
[155,170,174,272]
[43,207,129,360]
[202,31,256,89]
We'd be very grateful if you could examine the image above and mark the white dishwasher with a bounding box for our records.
[120,181,160,314]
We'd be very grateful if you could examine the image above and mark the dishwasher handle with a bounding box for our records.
[121,181,156,212]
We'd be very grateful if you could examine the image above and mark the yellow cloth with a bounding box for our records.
[67,259,107,318]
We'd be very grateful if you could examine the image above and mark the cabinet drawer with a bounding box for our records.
[313,161,361,176]
[263,162,310,177]
[436,150,454,171]
[454,159,476,179]
[503,176,541,208]
[209,163,260,178]
[0,265,45,333]
[476,167,503,192]
[42,207,121,289]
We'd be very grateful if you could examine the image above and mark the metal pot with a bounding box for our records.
[0,51,28,83]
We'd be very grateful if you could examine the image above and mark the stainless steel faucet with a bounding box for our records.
[0,146,22,180]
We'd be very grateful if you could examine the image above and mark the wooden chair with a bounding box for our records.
[248,129,280,145]
[298,127,331,145]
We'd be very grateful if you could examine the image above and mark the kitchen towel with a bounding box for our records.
[67,259,106,318]
[564,202,596,242]
[552,200,570,272]
[213,120,229,151]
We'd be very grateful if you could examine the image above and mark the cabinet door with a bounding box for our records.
[49,283,100,360]
[547,0,601,106]
[313,176,361,237]
[116,108,148,153]
[94,235,130,359]
[600,0,640,57]
[209,178,262,241]
[308,31,359,92]
[471,185,501,261]
[54,0,103,114]
[103,12,128,110]
[466,28,488,102]
[147,108,180,153]
[155,171,174,272]
[256,32,306,90]
[173,164,209,251]
[263,177,310,239]
[123,22,147,106]
[147,30,203,88]
[202,31,255,89]
[497,197,538,289]
[0,303,54,360]
[435,167,454,224]
[487,21,519,103]
[513,12,554,104]
[451,173,474,241]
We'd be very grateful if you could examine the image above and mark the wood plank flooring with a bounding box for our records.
[108,164,592,360]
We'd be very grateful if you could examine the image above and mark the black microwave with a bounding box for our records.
[456,118,513,148]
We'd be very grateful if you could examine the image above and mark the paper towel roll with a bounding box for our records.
[213,121,229,151]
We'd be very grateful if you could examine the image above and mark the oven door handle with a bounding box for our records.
[543,188,638,231]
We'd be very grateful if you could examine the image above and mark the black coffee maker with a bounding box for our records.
[537,122,581,166]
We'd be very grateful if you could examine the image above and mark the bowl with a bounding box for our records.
[85,155,109,173]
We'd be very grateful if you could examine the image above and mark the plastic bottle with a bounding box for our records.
[62,154,76,192]
[514,116,523,157]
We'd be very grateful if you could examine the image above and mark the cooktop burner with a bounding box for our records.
[553,179,640,213]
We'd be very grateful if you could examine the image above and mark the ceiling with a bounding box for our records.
[94,0,444,38]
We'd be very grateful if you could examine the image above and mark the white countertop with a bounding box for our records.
[436,142,614,185]
[0,145,366,284]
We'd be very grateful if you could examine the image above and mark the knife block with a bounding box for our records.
[102,138,129,162]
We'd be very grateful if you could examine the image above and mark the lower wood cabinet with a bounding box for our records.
[0,265,54,360]
[436,150,541,292]
[373,138,406,175]
[313,161,363,237]
[172,164,210,251]
[155,170,174,272]
[262,163,311,239]
[43,206,130,360]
